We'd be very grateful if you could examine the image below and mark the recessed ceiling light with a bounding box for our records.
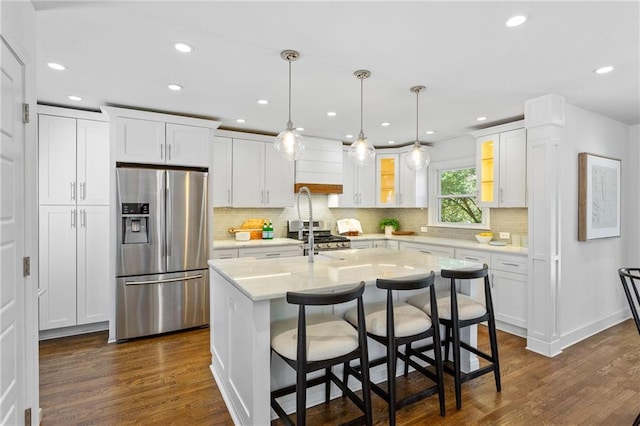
[295,127,305,131]
[594,65,614,74]
[236,118,246,123]
[48,62,66,71]
[168,84,183,91]
[388,140,396,144]
[68,95,82,101]
[381,122,391,127]
[257,99,269,105]
[327,111,337,117]
[426,130,435,135]
[506,15,528,27]
[174,42,193,53]
[477,116,487,121]
[345,134,354,139]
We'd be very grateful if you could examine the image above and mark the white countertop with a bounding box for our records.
[212,237,302,249]
[209,247,483,301]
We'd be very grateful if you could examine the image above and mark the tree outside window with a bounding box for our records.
[438,167,482,224]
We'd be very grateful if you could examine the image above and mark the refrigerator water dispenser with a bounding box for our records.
[122,203,150,244]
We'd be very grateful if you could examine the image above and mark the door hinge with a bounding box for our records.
[23,256,30,277]
[22,103,30,124]
[24,407,32,426]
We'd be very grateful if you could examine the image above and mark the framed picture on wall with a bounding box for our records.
[578,152,621,241]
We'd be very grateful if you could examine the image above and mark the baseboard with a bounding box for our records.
[526,335,563,358]
[495,321,527,338]
[209,364,243,426]
[560,309,630,350]
[39,321,109,340]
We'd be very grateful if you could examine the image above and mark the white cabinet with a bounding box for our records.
[454,248,491,303]
[398,241,455,258]
[212,248,239,260]
[238,245,302,259]
[350,240,373,249]
[232,138,294,207]
[212,136,233,207]
[376,151,427,208]
[333,149,375,207]
[475,125,526,208]
[38,114,109,205]
[115,117,211,167]
[490,253,527,336]
[39,205,110,330]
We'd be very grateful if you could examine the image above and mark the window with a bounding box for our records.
[429,158,489,229]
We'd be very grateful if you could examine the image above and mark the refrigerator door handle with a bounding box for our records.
[166,184,172,257]
[125,274,203,286]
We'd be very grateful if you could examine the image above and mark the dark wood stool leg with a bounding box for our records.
[488,317,502,392]
[342,361,349,398]
[444,325,451,362]
[633,411,640,426]
[387,338,397,426]
[325,367,331,403]
[452,322,462,410]
[403,343,411,376]
[296,363,306,425]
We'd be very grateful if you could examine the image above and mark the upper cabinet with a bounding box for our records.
[329,148,375,208]
[474,122,526,208]
[212,136,233,207]
[376,150,427,208]
[38,110,110,206]
[231,136,295,208]
[103,106,220,168]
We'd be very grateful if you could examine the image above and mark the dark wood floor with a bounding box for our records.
[40,321,640,425]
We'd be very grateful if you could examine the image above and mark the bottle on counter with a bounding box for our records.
[268,221,274,239]
[262,221,268,239]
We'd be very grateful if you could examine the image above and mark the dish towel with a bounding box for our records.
[336,218,363,234]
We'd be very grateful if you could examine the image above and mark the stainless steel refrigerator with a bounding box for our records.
[115,165,209,340]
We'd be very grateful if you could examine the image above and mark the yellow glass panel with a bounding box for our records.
[481,160,494,181]
[481,141,494,159]
[481,182,493,202]
[379,157,396,204]
[380,189,395,204]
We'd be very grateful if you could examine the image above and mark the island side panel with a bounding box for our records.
[210,266,271,425]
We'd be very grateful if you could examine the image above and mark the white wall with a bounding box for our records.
[559,104,632,345]
[627,124,640,266]
[428,134,476,162]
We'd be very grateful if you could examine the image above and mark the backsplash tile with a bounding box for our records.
[213,196,527,245]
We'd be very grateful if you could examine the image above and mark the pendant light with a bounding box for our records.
[274,50,304,161]
[404,85,431,170]
[348,70,376,166]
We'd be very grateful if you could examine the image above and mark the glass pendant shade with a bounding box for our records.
[275,125,304,161]
[274,50,304,161]
[404,141,430,170]
[404,85,430,171]
[348,133,376,166]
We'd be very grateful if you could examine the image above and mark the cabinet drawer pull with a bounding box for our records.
[219,255,233,259]
[465,256,480,261]
[265,253,281,257]
[502,262,521,267]
[419,250,432,254]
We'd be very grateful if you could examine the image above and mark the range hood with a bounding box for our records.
[294,136,343,194]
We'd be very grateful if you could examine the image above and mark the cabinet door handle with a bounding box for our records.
[70,182,76,201]
[80,182,85,201]
[160,143,164,159]
[491,273,495,288]
[168,144,172,160]
[500,188,504,203]
[71,209,76,228]
[227,189,231,203]
[266,190,270,204]
[80,209,85,227]
[261,190,264,204]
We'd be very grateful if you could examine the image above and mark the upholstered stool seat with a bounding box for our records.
[408,291,487,321]
[345,301,432,338]
[271,313,359,362]
[270,282,373,426]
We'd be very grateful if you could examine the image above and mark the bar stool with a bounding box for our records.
[344,272,445,426]
[408,264,501,410]
[618,268,640,426]
[270,282,372,426]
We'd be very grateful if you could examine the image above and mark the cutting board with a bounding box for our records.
[229,219,267,240]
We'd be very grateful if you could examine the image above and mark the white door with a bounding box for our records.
[38,206,77,330]
[357,160,376,207]
[337,150,356,207]
[166,123,211,167]
[76,206,110,325]
[77,119,109,205]
[115,117,165,164]
[38,114,76,205]
[212,136,232,207]
[232,138,264,207]
[0,40,25,426]
[264,145,294,207]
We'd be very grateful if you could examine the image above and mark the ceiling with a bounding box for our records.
[35,1,640,146]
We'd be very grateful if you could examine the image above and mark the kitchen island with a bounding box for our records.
[209,248,483,425]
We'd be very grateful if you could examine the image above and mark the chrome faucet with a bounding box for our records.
[297,186,314,263]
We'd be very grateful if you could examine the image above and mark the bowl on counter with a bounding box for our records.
[475,234,493,244]
[235,231,251,241]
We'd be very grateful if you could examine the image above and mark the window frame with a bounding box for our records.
[427,157,490,230]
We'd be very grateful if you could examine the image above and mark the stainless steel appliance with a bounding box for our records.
[116,164,209,340]
[287,220,351,255]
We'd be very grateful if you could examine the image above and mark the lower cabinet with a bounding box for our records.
[39,205,110,330]
[398,241,455,258]
[212,245,303,260]
[490,253,527,336]
[350,240,373,249]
